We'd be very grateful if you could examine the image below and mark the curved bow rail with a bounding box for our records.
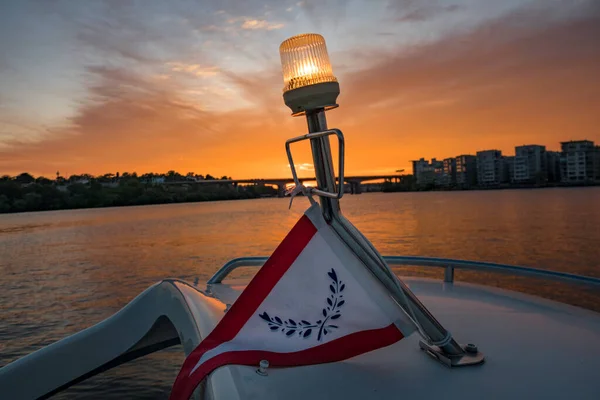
[207,256,600,288]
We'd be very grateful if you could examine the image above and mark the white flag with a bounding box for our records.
[170,204,416,399]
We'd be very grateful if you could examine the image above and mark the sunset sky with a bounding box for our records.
[0,0,599,179]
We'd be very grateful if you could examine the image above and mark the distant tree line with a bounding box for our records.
[0,171,276,214]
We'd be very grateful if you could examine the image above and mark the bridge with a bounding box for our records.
[163,175,404,197]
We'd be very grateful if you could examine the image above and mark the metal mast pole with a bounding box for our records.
[306,110,339,220]
[304,108,483,366]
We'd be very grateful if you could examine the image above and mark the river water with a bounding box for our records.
[1,188,599,398]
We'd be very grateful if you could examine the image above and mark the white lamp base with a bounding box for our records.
[283,82,340,116]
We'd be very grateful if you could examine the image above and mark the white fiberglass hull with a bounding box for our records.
[1,276,599,399]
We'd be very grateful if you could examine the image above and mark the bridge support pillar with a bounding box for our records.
[350,181,362,195]
[276,184,286,198]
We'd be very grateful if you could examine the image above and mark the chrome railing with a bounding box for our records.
[207,256,600,288]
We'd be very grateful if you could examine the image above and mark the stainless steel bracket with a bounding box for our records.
[420,341,485,367]
[285,128,345,200]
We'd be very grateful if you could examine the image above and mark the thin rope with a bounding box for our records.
[286,183,316,209]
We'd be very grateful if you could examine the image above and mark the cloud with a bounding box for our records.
[241,19,284,30]
[0,117,50,148]
[296,163,314,171]
[295,0,349,29]
[167,62,220,77]
[388,0,464,23]
[200,24,228,33]
[1,65,210,169]
[343,2,600,108]
[219,68,282,109]
[225,15,284,31]
[0,61,298,177]
[331,0,600,169]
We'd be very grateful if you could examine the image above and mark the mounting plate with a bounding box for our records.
[419,340,485,367]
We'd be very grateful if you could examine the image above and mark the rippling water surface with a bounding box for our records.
[1,188,599,398]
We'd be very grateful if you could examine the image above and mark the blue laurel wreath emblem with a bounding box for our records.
[258,268,345,341]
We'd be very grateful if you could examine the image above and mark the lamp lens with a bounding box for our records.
[279,33,337,93]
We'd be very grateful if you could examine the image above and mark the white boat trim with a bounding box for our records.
[208,255,600,287]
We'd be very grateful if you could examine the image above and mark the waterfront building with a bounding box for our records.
[455,155,477,188]
[441,158,457,187]
[476,150,503,185]
[503,156,515,183]
[514,145,546,183]
[560,140,598,183]
[546,151,561,183]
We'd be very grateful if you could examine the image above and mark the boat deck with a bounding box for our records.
[198,277,600,400]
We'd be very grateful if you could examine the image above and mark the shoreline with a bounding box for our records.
[2,183,599,215]
[382,181,600,193]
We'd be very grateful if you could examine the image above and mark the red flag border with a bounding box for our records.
[170,214,403,399]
